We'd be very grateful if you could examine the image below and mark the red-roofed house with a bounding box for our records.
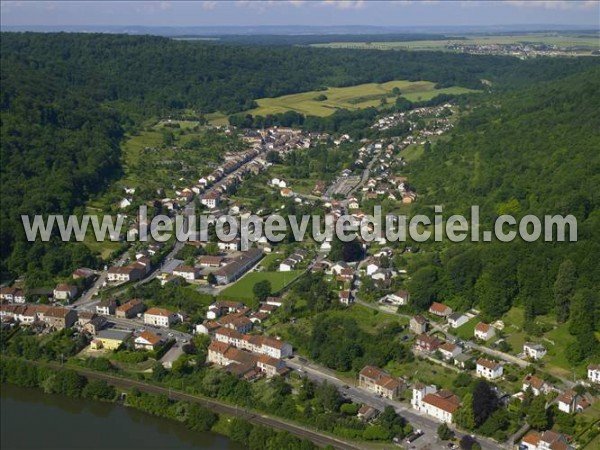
[474,322,496,341]
[358,365,403,399]
[429,302,452,317]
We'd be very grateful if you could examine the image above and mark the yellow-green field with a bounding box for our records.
[241,80,476,118]
[312,34,600,52]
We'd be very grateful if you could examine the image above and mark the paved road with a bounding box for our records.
[38,361,362,450]
[287,356,506,450]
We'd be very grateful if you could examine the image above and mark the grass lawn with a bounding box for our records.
[453,318,478,340]
[243,80,478,118]
[401,144,425,162]
[219,270,303,301]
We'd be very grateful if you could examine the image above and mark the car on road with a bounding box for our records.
[405,430,424,444]
[168,332,174,337]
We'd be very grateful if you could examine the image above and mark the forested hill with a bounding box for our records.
[406,68,600,365]
[2,32,599,116]
[0,32,599,285]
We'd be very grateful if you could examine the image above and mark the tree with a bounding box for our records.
[472,381,498,427]
[207,273,217,285]
[553,260,576,323]
[186,403,218,431]
[437,422,454,441]
[460,435,481,450]
[527,395,548,430]
[253,280,272,302]
[455,393,476,430]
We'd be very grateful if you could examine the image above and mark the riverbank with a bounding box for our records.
[0,357,358,450]
[1,383,242,450]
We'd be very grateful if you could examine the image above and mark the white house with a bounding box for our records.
[53,284,78,302]
[134,331,162,351]
[172,265,200,281]
[200,192,220,209]
[523,342,547,360]
[412,385,460,423]
[366,260,381,276]
[439,342,462,360]
[448,312,469,329]
[522,374,551,396]
[476,358,503,380]
[279,259,296,272]
[143,307,178,328]
[588,364,600,384]
[557,390,578,414]
[474,322,496,341]
[380,290,410,306]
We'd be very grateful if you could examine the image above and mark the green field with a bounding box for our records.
[242,80,476,118]
[219,270,303,301]
[312,34,600,52]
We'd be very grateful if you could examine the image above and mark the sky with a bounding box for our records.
[1,1,599,29]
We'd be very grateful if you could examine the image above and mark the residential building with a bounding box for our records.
[383,289,409,306]
[557,390,578,414]
[172,265,200,281]
[339,290,353,306]
[200,192,220,209]
[520,430,574,450]
[198,256,225,268]
[213,249,263,285]
[439,342,462,360]
[358,366,403,399]
[476,358,503,380]
[144,307,178,328]
[474,322,496,341]
[447,312,469,329]
[107,265,144,283]
[206,301,245,320]
[415,334,441,353]
[412,385,460,423]
[523,342,547,360]
[409,315,428,334]
[217,313,253,334]
[522,374,551,396]
[588,364,600,384]
[43,306,77,330]
[134,331,163,351]
[53,284,78,302]
[429,302,452,317]
[82,316,107,335]
[96,298,118,316]
[116,299,146,319]
[92,329,132,351]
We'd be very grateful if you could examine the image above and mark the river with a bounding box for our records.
[1,384,245,450]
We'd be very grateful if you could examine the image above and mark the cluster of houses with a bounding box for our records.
[196,297,291,380]
[372,104,454,136]
[107,257,151,284]
[279,248,309,272]
[200,146,267,209]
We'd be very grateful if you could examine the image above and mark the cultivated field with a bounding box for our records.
[243,80,476,118]
[311,33,600,52]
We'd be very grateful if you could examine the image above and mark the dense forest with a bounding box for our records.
[404,68,600,364]
[1,32,599,286]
